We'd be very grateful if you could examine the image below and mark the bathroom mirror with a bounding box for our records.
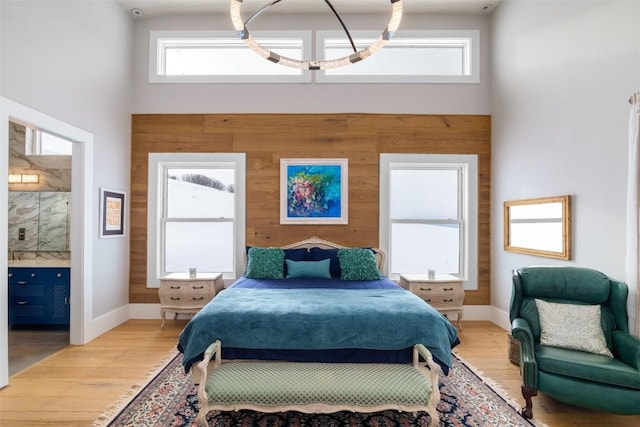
[504,195,571,260]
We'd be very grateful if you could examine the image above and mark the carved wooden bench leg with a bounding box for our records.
[521,386,537,419]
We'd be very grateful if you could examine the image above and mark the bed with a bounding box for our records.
[178,237,458,425]
[177,236,460,380]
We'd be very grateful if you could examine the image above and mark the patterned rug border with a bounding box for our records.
[93,348,549,427]
[91,348,180,427]
[451,351,548,427]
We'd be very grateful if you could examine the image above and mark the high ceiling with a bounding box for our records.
[117,0,499,19]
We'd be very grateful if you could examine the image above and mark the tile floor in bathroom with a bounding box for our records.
[8,325,69,375]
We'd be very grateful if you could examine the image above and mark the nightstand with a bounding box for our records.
[158,272,224,328]
[399,273,465,330]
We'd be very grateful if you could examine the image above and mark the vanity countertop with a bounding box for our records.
[8,259,70,267]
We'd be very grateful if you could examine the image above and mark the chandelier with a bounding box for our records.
[230,0,403,71]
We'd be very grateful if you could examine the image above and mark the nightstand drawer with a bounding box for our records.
[418,293,462,308]
[410,282,460,295]
[160,292,209,307]
[161,280,211,294]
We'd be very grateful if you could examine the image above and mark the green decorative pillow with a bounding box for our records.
[337,248,381,281]
[245,247,285,279]
[535,299,613,357]
[285,259,332,279]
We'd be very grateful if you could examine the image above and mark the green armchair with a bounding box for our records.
[510,266,640,419]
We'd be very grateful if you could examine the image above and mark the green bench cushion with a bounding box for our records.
[205,361,434,408]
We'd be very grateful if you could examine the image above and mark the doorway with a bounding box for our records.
[6,120,73,375]
[1,97,94,388]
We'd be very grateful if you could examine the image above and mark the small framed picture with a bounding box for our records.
[100,188,126,238]
[280,158,348,225]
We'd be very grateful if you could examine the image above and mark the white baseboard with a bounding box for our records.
[489,306,511,331]
[461,305,491,321]
[86,305,129,342]
[129,303,162,319]
[459,305,508,331]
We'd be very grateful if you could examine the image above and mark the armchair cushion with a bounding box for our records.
[535,299,613,357]
[535,345,640,390]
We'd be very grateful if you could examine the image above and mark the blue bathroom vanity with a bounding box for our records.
[8,264,70,326]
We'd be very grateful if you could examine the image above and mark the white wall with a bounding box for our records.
[1,1,133,325]
[132,13,491,114]
[491,0,640,332]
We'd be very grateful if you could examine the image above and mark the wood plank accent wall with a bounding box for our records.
[130,114,491,305]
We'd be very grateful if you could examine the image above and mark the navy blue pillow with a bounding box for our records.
[284,248,309,262]
[246,247,308,261]
[283,248,309,275]
[308,248,341,277]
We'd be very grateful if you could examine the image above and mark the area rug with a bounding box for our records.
[93,350,547,427]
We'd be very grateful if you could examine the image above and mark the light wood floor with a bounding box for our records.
[0,320,639,426]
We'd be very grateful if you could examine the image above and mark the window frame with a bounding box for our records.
[148,29,479,84]
[149,30,312,83]
[147,153,246,288]
[379,154,478,289]
[14,122,74,156]
[315,30,480,84]
[35,129,73,155]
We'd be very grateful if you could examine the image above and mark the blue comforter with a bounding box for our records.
[178,287,459,375]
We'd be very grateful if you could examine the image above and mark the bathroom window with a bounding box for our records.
[24,127,73,156]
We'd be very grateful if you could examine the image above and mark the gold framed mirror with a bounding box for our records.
[504,195,571,260]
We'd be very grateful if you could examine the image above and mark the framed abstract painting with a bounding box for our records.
[280,158,348,224]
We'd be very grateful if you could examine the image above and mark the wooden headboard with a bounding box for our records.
[245,236,386,272]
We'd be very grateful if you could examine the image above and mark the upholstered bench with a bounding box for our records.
[195,341,440,427]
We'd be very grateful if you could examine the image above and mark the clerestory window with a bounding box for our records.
[148,30,479,84]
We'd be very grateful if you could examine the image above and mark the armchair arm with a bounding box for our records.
[609,280,630,333]
[612,331,640,371]
[512,317,538,388]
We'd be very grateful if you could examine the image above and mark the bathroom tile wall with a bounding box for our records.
[7,122,71,260]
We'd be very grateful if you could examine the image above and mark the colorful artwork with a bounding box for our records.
[280,159,348,224]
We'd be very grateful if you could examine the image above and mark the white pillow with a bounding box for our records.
[535,299,613,357]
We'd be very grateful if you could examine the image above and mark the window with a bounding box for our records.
[18,124,73,156]
[147,153,246,287]
[149,31,311,83]
[36,130,73,155]
[316,30,479,83]
[149,29,479,84]
[379,154,478,289]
